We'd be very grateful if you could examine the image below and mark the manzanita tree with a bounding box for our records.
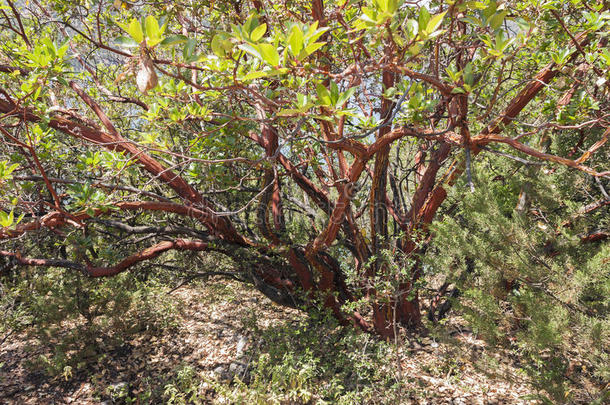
[0,0,608,337]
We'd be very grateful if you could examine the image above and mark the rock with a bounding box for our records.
[111,382,128,390]
[420,337,433,345]
[235,336,248,356]
[228,361,248,380]
[212,365,229,381]
[109,381,129,398]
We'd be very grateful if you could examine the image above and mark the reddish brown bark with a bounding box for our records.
[472,129,609,177]
[2,239,209,277]
[580,231,609,243]
[369,68,396,336]
[1,201,238,240]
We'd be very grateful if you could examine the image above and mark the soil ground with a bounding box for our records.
[0,279,539,404]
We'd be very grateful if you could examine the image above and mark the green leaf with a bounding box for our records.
[144,16,160,40]
[405,19,418,39]
[418,7,431,32]
[375,0,391,13]
[489,11,508,30]
[330,81,339,105]
[258,43,280,66]
[127,18,144,43]
[463,63,475,85]
[316,83,331,105]
[114,36,139,48]
[305,24,330,44]
[242,14,259,37]
[277,109,301,116]
[158,16,168,36]
[33,85,42,100]
[57,40,70,58]
[183,38,197,61]
[211,34,225,57]
[407,43,422,56]
[160,35,188,47]
[266,67,289,76]
[238,43,262,60]
[358,7,378,26]
[311,114,334,121]
[426,11,447,34]
[336,87,356,106]
[300,41,326,60]
[242,70,269,81]
[307,21,320,37]
[288,25,303,57]
[482,1,498,19]
[383,86,397,99]
[250,23,267,42]
[493,30,514,53]
[0,162,19,179]
[445,67,462,83]
[451,87,466,94]
[296,93,314,111]
[551,47,572,65]
[0,210,13,228]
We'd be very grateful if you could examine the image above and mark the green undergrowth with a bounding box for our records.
[209,310,407,404]
[1,267,177,378]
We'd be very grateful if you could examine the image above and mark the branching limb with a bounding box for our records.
[1,239,211,277]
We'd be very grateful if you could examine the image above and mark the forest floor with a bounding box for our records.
[0,279,543,404]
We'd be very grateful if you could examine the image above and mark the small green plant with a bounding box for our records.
[163,364,203,405]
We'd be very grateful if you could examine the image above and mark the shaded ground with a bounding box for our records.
[0,279,538,404]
